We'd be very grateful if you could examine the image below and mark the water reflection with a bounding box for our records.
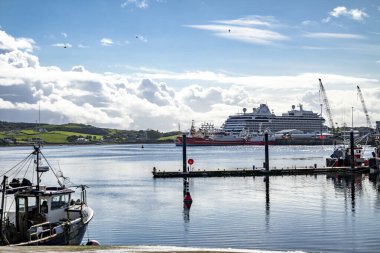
[183,177,192,222]
[327,172,365,213]
[265,175,270,232]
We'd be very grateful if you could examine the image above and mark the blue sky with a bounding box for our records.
[0,0,380,131]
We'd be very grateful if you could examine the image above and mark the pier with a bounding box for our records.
[153,131,374,178]
[152,166,369,178]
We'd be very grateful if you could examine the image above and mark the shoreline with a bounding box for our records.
[0,245,302,253]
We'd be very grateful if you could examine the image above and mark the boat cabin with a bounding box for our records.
[4,183,86,244]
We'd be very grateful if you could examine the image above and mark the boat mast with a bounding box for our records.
[34,145,40,213]
[0,176,8,245]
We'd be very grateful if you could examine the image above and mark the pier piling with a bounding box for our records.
[182,134,187,173]
[350,130,355,169]
[265,132,269,171]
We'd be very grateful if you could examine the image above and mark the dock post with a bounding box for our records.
[265,131,269,171]
[182,134,187,173]
[350,130,355,169]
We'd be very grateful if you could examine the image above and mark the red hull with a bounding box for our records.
[175,136,274,146]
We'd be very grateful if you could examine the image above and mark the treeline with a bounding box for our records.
[0,121,179,142]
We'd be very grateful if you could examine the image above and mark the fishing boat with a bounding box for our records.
[0,144,94,246]
[326,133,370,168]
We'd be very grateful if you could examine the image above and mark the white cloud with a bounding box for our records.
[100,38,114,46]
[0,30,379,130]
[186,23,288,45]
[326,6,369,22]
[186,15,289,45]
[301,20,318,26]
[0,30,35,52]
[51,43,72,48]
[376,60,380,64]
[78,44,89,48]
[135,35,148,42]
[214,16,279,27]
[71,65,87,72]
[121,0,148,9]
[303,32,365,39]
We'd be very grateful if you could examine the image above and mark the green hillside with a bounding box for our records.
[0,121,179,145]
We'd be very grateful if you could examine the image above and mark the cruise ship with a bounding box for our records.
[222,104,325,135]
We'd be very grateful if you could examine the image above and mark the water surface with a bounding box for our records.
[1,144,379,252]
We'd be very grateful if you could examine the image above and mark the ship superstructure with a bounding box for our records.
[222,104,325,135]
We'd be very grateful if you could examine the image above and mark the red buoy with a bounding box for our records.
[86,239,101,246]
[184,192,193,209]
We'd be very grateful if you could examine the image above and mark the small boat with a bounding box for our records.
[326,145,368,167]
[245,131,276,145]
[0,144,94,245]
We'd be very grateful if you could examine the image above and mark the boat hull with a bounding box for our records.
[14,218,88,246]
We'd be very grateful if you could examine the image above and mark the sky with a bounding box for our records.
[0,0,380,131]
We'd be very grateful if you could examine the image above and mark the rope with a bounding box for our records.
[0,153,33,178]
[21,157,33,181]
[40,152,63,187]
[6,155,32,181]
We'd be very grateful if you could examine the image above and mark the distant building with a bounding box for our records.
[39,128,48,133]
[76,137,87,143]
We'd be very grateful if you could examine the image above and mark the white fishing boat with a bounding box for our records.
[0,145,94,245]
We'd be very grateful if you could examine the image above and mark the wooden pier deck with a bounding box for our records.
[152,166,370,178]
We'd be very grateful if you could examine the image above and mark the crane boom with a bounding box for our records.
[319,79,335,131]
[357,85,372,128]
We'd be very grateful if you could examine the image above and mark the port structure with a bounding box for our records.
[319,79,335,133]
[357,85,372,129]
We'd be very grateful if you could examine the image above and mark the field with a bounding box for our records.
[0,122,180,145]
[0,130,101,144]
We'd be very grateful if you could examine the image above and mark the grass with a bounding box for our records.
[1,130,102,144]
[159,134,178,141]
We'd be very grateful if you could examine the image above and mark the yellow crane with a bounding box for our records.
[319,79,335,133]
[357,85,372,129]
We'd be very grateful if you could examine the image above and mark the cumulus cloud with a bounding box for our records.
[121,0,148,9]
[324,6,369,22]
[100,38,114,46]
[0,30,379,130]
[186,15,288,45]
[0,30,35,52]
[71,65,87,72]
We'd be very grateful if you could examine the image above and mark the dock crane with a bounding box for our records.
[319,79,335,133]
[357,85,372,129]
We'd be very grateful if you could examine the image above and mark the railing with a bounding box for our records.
[28,221,52,241]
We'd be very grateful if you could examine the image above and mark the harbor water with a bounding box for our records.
[1,144,380,252]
